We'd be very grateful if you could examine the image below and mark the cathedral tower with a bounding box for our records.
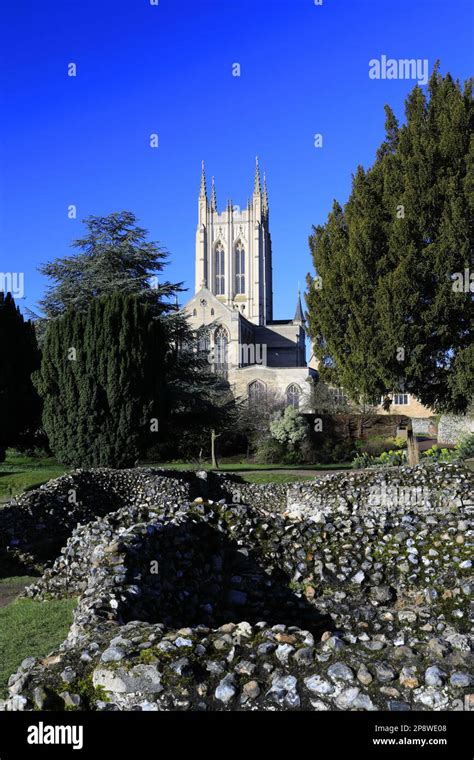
[195,158,273,325]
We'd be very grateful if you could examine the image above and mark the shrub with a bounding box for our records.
[421,445,457,463]
[456,433,474,460]
[354,434,473,469]
[352,448,407,469]
[391,436,407,450]
[270,407,310,447]
[331,440,356,463]
[358,435,406,457]
[352,452,372,469]
[254,437,287,464]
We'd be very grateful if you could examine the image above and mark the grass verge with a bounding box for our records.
[0,450,67,503]
[237,472,317,484]
[0,595,76,698]
[146,461,352,472]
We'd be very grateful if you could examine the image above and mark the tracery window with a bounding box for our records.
[248,379,266,404]
[215,244,225,295]
[235,242,245,294]
[286,383,302,408]
[214,325,229,374]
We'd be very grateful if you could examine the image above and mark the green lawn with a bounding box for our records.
[0,450,67,503]
[0,591,76,698]
[0,450,351,505]
[237,472,316,484]
[144,460,352,484]
[0,575,40,606]
[147,461,352,472]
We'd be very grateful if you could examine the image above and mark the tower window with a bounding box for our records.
[235,243,245,294]
[215,245,225,295]
[286,383,301,408]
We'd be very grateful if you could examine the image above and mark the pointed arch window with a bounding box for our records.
[198,328,210,355]
[286,383,301,408]
[215,244,225,295]
[214,325,229,375]
[235,242,245,294]
[248,379,266,405]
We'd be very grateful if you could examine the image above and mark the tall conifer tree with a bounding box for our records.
[34,293,165,468]
[0,293,42,460]
[306,67,473,413]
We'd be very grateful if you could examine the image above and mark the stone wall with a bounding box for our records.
[2,464,472,578]
[0,468,199,576]
[2,462,472,713]
[285,463,471,521]
[412,417,438,435]
[438,415,474,445]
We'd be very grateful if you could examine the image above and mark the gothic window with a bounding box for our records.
[235,242,245,294]
[211,308,215,316]
[248,379,266,404]
[214,325,229,374]
[198,328,210,355]
[286,383,301,408]
[215,244,225,295]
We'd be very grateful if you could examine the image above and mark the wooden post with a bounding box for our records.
[211,429,220,469]
[406,421,419,467]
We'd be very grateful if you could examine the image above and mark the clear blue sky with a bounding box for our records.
[1,0,472,319]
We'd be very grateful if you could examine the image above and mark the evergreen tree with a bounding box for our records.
[307,67,473,413]
[34,293,165,468]
[159,328,241,464]
[36,211,226,460]
[0,293,42,460]
[38,211,182,320]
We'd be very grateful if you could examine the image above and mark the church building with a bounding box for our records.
[184,159,312,408]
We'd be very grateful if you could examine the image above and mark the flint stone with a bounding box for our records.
[268,675,300,708]
[304,675,334,695]
[100,647,125,663]
[242,680,260,700]
[327,662,354,682]
[215,675,236,704]
[293,647,314,666]
[425,666,445,687]
[92,665,163,694]
[450,672,471,688]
